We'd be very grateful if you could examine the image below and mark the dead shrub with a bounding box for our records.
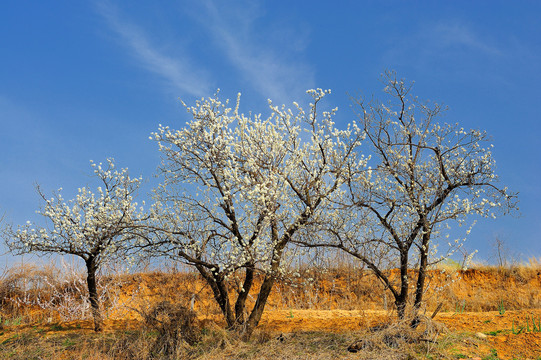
[0,264,56,321]
[142,301,201,356]
[0,262,129,326]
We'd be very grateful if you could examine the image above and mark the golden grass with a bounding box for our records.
[2,261,541,323]
[1,261,540,359]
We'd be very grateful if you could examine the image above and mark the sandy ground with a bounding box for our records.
[2,269,540,358]
[3,308,539,359]
[258,308,541,358]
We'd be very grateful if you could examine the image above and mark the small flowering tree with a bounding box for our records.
[148,90,365,338]
[4,159,147,331]
[334,72,517,321]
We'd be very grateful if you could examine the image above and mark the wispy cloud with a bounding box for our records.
[194,0,315,105]
[431,22,501,56]
[96,2,212,98]
[384,20,503,72]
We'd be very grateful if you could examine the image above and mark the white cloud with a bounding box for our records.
[97,2,212,98]
[431,22,501,56]
[195,0,315,105]
[383,20,504,72]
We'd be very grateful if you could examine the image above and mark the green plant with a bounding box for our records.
[287,309,294,318]
[485,329,507,336]
[531,314,541,332]
[497,299,505,315]
[1,316,22,326]
[512,315,541,334]
[512,320,522,334]
[51,324,64,331]
[62,338,76,348]
[454,300,466,314]
[482,348,499,360]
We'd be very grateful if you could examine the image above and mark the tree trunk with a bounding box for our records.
[85,257,103,332]
[395,293,407,320]
[243,223,286,339]
[396,249,409,319]
[413,230,430,309]
[244,274,275,339]
[411,229,430,328]
[234,266,254,326]
[216,279,235,328]
[195,264,235,327]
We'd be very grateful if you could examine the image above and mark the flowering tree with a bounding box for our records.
[325,72,517,322]
[148,90,365,338]
[4,159,148,331]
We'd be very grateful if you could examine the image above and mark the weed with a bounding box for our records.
[1,263,541,358]
[512,320,523,334]
[512,314,541,334]
[498,299,505,315]
[454,300,466,314]
[531,314,541,332]
[62,337,77,348]
[485,329,507,336]
[483,348,499,360]
[1,316,22,326]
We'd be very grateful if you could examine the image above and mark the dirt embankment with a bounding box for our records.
[2,266,540,359]
[116,267,541,314]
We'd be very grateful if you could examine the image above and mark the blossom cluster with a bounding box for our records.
[8,159,147,266]
[150,89,366,278]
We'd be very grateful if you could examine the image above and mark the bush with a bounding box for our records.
[142,301,201,356]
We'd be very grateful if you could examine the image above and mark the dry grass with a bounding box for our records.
[0,312,468,360]
[0,263,130,326]
[0,325,431,360]
[272,261,541,315]
[1,261,540,359]
[2,261,540,324]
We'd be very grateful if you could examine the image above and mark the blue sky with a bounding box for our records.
[1,1,540,264]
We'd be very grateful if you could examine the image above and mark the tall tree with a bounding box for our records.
[4,159,148,331]
[351,72,517,320]
[301,72,518,322]
[148,90,365,338]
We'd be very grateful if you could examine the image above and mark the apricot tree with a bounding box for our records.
[5,159,148,331]
[148,90,365,338]
[296,72,518,323]
[332,72,517,321]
